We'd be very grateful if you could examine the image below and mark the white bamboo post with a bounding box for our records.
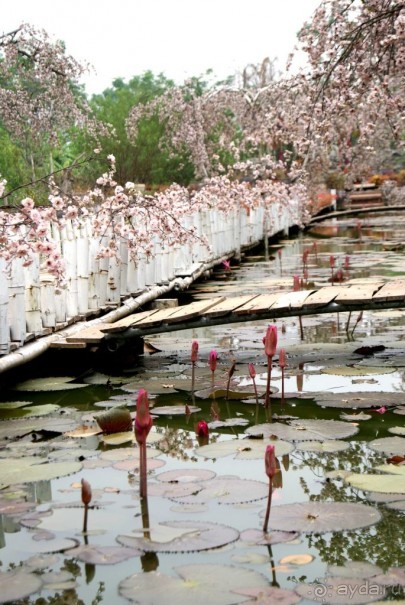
[107,256,121,305]
[98,235,109,307]
[88,235,100,310]
[8,257,26,344]
[77,221,90,315]
[0,259,9,354]
[24,254,42,334]
[119,237,128,296]
[61,221,79,318]
[40,274,56,328]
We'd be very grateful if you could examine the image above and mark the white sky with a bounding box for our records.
[3,0,321,95]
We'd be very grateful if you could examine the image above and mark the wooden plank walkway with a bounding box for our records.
[55,280,405,349]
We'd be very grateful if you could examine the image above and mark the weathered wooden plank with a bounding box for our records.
[162,298,225,323]
[204,295,259,318]
[50,339,87,349]
[372,280,405,302]
[303,286,342,308]
[270,289,317,310]
[234,293,281,314]
[66,324,110,343]
[334,283,384,304]
[101,309,160,333]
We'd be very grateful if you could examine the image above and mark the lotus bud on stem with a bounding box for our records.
[351,310,363,337]
[263,445,277,533]
[293,276,304,340]
[135,389,153,499]
[196,419,209,446]
[263,325,277,410]
[278,348,286,404]
[209,349,218,396]
[81,478,92,534]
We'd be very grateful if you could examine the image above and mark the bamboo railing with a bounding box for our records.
[0,197,302,357]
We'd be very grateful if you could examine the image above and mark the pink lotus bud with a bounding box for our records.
[248,362,256,379]
[265,445,277,479]
[264,325,277,358]
[196,420,209,437]
[279,348,286,369]
[81,478,92,505]
[372,406,386,414]
[191,340,199,363]
[135,388,153,445]
[209,349,218,372]
[293,275,300,291]
[330,255,335,268]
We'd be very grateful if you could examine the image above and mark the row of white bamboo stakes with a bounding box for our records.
[0,197,302,356]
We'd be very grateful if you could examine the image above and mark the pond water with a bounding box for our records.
[0,212,404,605]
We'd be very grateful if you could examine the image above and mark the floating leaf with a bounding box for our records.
[321,366,395,376]
[66,544,141,564]
[265,502,381,533]
[394,406,405,415]
[389,426,405,436]
[21,404,61,417]
[13,377,89,391]
[368,436,405,455]
[234,586,301,605]
[373,567,405,586]
[156,469,216,483]
[150,405,201,415]
[327,560,383,579]
[208,418,249,428]
[345,464,405,494]
[64,425,102,438]
[0,570,42,603]
[170,477,268,505]
[246,419,358,441]
[0,458,82,487]
[296,440,350,453]
[0,401,32,410]
[239,528,299,545]
[117,520,239,553]
[279,553,314,566]
[313,391,404,409]
[195,438,294,459]
[295,576,385,604]
[119,563,269,605]
[340,412,371,421]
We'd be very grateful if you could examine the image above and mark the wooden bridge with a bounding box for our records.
[52,279,405,349]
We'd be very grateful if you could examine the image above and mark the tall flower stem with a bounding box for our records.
[135,389,153,500]
[263,477,273,533]
[263,325,277,412]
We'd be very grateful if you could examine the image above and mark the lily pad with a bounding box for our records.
[0,401,32,410]
[208,418,250,428]
[245,419,358,441]
[156,469,216,483]
[313,391,404,409]
[21,404,61,417]
[150,405,201,415]
[117,520,239,553]
[171,476,268,505]
[239,528,299,545]
[296,440,350,453]
[340,412,371,421]
[119,563,270,605]
[0,457,82,487]
[345,464,405,494]
[320,365,395,376]
[373,567,405,586]
[368,436,405,455]
[13,377,90,391]
[389,426,405,436]
[66,544,141,564]
[0,570,42,603]
[295,576,385,604]
[279,553,315,566]
[266,502,381,533]
[234,586,302,605]
[195,437,294,459]
[327,560,383,579]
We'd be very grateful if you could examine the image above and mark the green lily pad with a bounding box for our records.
[21,404,61,417]
[246,419,358,441]
[313,391,404,409]
[66,544,141,564]
[0,457,82,487]
[195,438,294,459]
[171,476,268,505]
[13,377,90,391]
[327,560,383,578]
[117,520,239,553]
[296,440,350,453]
[0,570,42,603]
[368,436,405,455]
[0,401,32,410]
[345,465,405,494]
[389,426,405,436]
[119,563,270,605]
[266,502,381,533]
[320,366,396,376]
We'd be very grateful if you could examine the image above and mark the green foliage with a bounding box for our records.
[70,71,194,187]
